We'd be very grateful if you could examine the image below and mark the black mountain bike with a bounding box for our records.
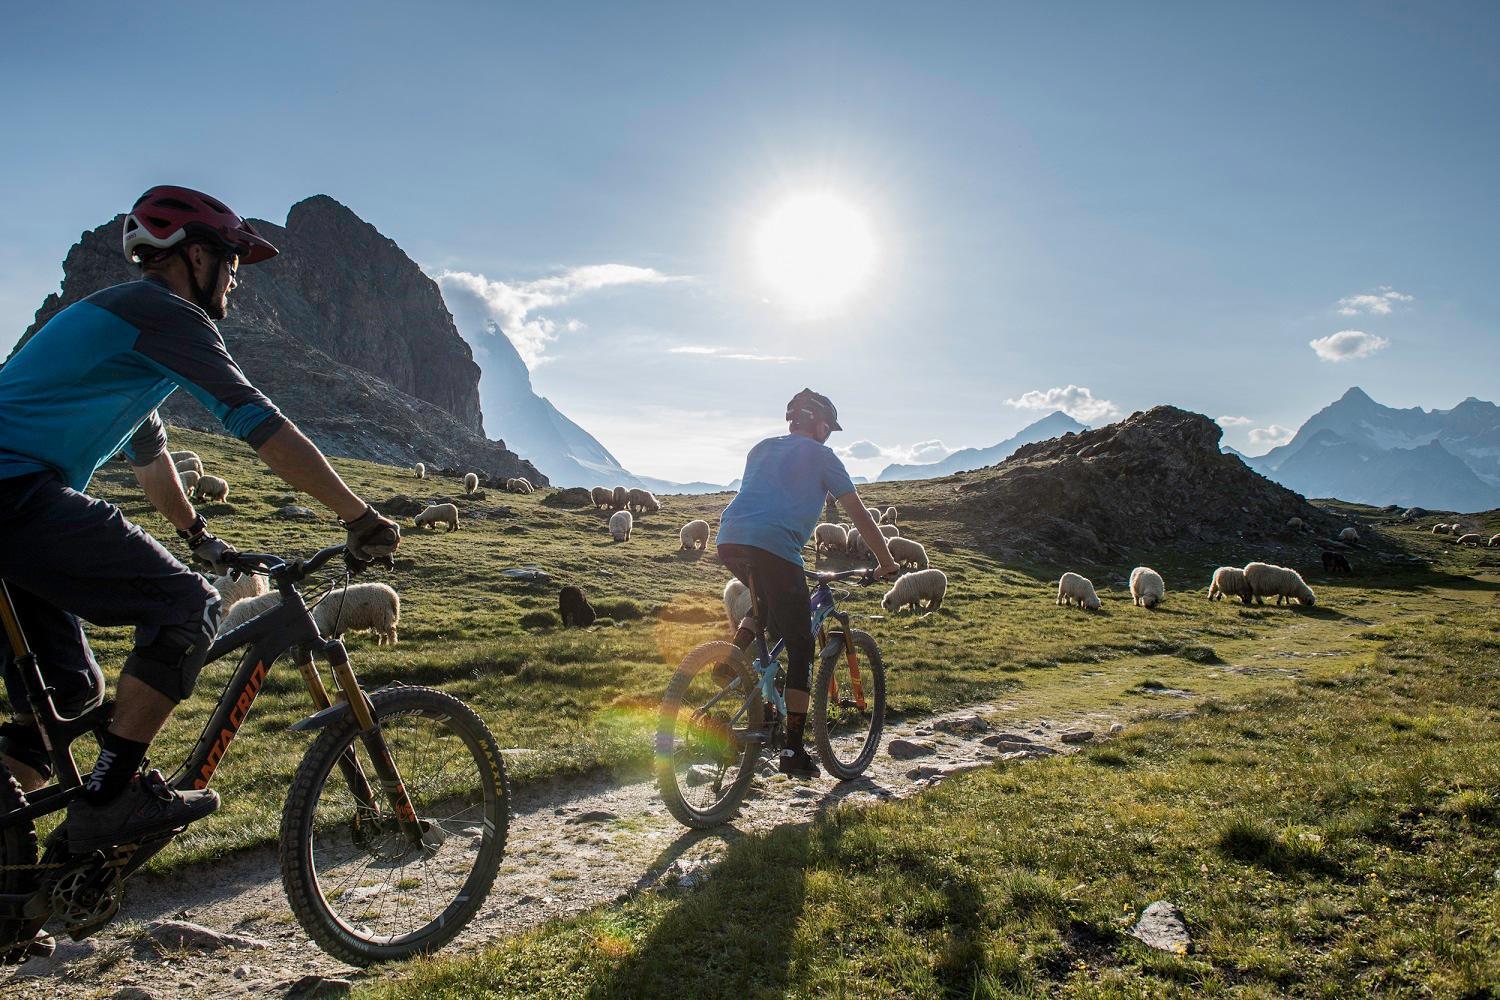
[656,568,887,828]
[0,543,508,966]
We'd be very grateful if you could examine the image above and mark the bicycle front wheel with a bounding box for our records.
[812,628,887,780]
[280,685,508,965]
[656,641,763,829]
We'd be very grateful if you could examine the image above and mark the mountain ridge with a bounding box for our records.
[877,411,1088,482]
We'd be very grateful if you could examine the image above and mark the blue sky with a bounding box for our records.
[2,2,1496,482]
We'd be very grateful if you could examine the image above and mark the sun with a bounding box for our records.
[753,192,876,312]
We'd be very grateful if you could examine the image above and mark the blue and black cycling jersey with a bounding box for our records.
[0,274,287,491]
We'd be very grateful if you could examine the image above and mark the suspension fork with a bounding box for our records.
[323,641,424,842]
[296,648,381,823]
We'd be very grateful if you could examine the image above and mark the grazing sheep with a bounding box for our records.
[609,509,633,541]
[865,506,881,524]
[723,578,753,630]
[814,522,848,556]
[1322,551,1353,574]
[881,506,898,525]
[1338,526,1359,544]
[1456,532,1483,547]
[627,488,661,514]
[1285,517,1303,530]
[1244,562,1316,607]
[885,536,929,570]
[591,487,613,509]
[1056,571,1101,611]
[414,462,426,479]
[175,456,203,477]
[413,502,460,532]
[170,450,200,465]
[1208,566,1252,604]
[194,475,229,503]
[179,470,201,493]
[463,472,479,495]
[313,583,400,645]
[846,527,866,558]
[611,486,629,511]
[216,591,284,635]
[209,571,269,613]
[882,568,947,614]
[1129,566,1165,608]
[680,519,711,550]
[1489,533,1499,547]
[878,524,900,539]
[559,585,596,628]
[1431,524,1447,535]
[506,477,535,494]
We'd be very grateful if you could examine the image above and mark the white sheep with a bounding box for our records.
[1431,523,1451,535]
[179,469,201,493]
[1129,566,1165,609]
[414,462,426,479]
[1244,562,1316,606]
[885,536,928,570]
[1285,517,1303,530]
[216,591,282,635]
[609,509,633,541]
[591,487,613,509]
[813,522,848,556]
[723,578,753,630]
[313,583,400,645]
[1208,566,1252,604]
[1456,532,1483,547]
[679,519,710,550]
[865,506,882,524]
[414,502,460,532]
[611,486,629,511]
[170,450,200,465]
[506,477,535,494]
[882,568,947,614]
[1056,571,1101,611]
[1338,526,1359,543]
[878,524,900,539]
[881,506,898,525]
[628,488,661,514]
[463,472,479,495]
[175,456,203,476]
[209,571,269,613]
[846,527,867,558]
[194,475,229,503]
[1489,533,1500,548]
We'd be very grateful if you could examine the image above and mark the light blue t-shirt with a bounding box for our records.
[715,434,857,566]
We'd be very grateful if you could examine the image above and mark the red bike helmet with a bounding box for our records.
[122,186,279,265]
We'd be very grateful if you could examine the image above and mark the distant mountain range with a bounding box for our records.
[1244,387,1500,511]
[877,411,1088,481]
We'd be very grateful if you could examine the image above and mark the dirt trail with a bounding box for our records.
[4,700,1146,999]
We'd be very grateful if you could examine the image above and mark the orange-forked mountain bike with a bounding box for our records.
[656,568,887,828]
[0,543,507,966]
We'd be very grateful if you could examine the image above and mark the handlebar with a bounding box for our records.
[804,568,886,585]
[220,543,393,587]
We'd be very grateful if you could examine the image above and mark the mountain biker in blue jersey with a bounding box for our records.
[716,389,899,779]
[0,186,401,853]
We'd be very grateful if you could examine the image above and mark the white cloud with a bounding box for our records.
[1005,385,1120,423]
[840,440,884,460]
[835,438,953,466]
[1336,287,1412,316]
[1309,330,1389,363]
[908,439,950,462]
[1249,424,1295,448]
[670,345,801,363]
[1216,415,1254,428]
[434,265,682,368]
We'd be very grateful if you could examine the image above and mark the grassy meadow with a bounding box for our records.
[45,426,1500,879]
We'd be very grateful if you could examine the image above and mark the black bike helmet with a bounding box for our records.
[786,388,842,431]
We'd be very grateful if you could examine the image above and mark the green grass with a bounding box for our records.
[41,427,1500,871]
[358,605,1500,998]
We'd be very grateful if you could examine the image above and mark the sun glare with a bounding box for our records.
[753,192,876,312]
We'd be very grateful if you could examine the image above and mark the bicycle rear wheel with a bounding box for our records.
[280,685,508,965]
[812,629,886,780]
[656,641,763,829]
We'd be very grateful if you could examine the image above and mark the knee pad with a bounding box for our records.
[122,599,222,703]
[0,720,51,779]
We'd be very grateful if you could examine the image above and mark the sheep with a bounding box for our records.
[1456,532,1483,547]
[179,469,201,493]
[463,472,479,495]
[1129,566,1165,609]
[865,506,882,524]
[679,519,711,550]
[881,506,898,525]
[506,477,535,494]
[413,502,460,532]
[170,450,200,465]
[1285,517,1303,530]
[175,456,203,477]
[1431,524,1447,535]
[590,487,613,509]
[1208,566,1252,604]
[1489,533,1500,548]
[559,585,596,628]
[313,583,400,645]
[609,509,633,541]
[414,462,426,479]
[611,486,629,511]
[1244,562,1316,607]
[627,488,661,514]
[723,578,753,630]
[813,522,848,556]
[216,591,283,635]
[882,568,947,614]
[209,571,269,613]
[194,475,229,503]
[1338,526,1359,544]
[878,524,900,539]
[1322,551,1353,574]
[1056,571,1101,611]
[885,536,929,570]
[846,527,867,558]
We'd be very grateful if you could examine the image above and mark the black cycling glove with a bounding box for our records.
[178,514,236,573]
[343,505,401,561]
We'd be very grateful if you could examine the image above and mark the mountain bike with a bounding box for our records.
[0,543,508,966]
[656,568,886,828]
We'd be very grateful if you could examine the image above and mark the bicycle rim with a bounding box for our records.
[656,642,763,828]
[281,686,507,964]
[813,629,886,780]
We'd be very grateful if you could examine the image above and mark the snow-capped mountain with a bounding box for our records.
[877,411,1088,482]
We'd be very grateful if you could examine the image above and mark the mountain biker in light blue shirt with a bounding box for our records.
[716,389,899,779]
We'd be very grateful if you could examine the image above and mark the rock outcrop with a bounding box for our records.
[12,196,543,483]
